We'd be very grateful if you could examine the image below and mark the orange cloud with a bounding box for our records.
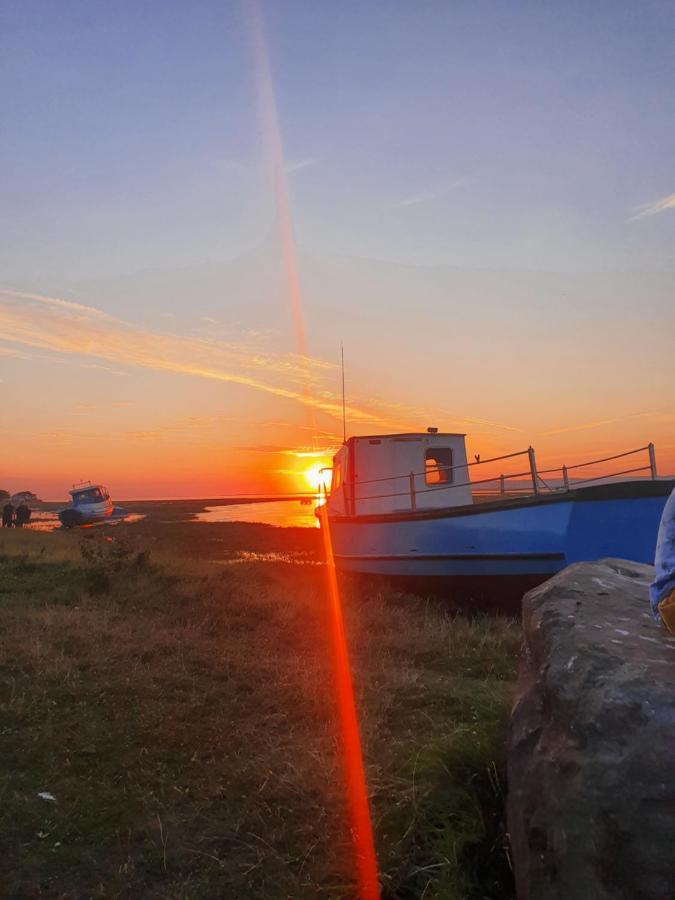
[539,408,670,437]
[0,288,390,426]
[630,192,675,220]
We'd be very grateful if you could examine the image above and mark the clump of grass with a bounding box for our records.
[79,534,152,594]
[0,524,520,898]
[343,594,519,899]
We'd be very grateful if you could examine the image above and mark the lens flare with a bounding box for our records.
[247,0,308,360]
[246,3,380,895]
[318,502,380,899]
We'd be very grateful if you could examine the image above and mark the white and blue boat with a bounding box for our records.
[58,483,126,528]
[320,430,673,588]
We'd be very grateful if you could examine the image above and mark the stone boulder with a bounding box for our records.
[507,558,675,900]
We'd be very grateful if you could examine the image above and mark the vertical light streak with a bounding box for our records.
[246,4,380,896]
[247,0,307,359]
[318,503,380,900]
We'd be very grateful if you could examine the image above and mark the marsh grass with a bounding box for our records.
[0,522,519,898]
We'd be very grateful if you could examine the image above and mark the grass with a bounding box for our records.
[0,515,520,898]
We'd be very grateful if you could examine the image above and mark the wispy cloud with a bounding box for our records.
[3,289,116,319]
[0,344,34,360]
[630,192,675,220]
[74,401,132,414]
[433,411,524,433]
[0,340,128,375]
[121,414,239,443]
[254,420,342,442]
[2,289,528,443]
[78,362,129,376]
[387,179,467,211]
[539,408,668,437]
[285,157,319,174]
[233,445,336,458]
[0,288,394,426]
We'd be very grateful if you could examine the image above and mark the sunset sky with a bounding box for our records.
[1,0,674,499]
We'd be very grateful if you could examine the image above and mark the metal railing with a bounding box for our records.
[347,448,531,487]
[323,442,658,515]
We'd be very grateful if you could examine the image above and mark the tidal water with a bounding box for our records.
[23,511,145,532]
[194,500,319,528]
[15,501,317,532]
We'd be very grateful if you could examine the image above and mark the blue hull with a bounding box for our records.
[58,505,128,528]
[327,480,674,580]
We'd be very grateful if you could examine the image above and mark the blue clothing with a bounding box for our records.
[650,487,675,619]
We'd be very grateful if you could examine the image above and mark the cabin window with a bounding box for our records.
[332,463,342,492]
[73,488,103,505]
[425,448,453,485]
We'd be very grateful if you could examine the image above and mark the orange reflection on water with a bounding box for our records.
[195,500,320,528]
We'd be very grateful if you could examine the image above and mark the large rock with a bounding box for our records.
[508,558,675,900]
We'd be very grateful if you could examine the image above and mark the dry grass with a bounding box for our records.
[0,520,520,898]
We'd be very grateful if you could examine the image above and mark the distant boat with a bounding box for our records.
[58,483,126,528]
[319,430,674,587]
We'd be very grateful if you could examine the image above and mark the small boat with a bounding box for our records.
[319,430,674,589]
[58,483,125,528]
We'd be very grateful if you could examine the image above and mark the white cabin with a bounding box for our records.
[70,484,111,507]
[326,431,472,516]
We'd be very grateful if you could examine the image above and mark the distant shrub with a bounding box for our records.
[79,536,151,594]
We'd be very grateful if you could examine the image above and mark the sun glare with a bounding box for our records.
[303,463,331,493]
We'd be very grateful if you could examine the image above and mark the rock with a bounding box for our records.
[507,558,675,900]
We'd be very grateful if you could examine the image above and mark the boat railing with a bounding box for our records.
[345,448,531,487]
[328,442,658,513]
[532,444,657,491]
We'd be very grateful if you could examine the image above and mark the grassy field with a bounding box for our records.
[0,508,520,899]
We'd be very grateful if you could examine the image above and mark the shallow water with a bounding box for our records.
[13,500,318,532]
[195,500,319,528]
[24,511,146,532]
[23,511,60,532]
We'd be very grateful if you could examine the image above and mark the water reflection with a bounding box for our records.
[23,511,60,531]
[15,501,318,532]
[24,511,145,532]
[195,500,319,528]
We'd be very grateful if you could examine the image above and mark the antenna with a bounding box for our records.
[341,343,347,444]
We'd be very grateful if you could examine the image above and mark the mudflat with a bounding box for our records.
[0,506,519,899]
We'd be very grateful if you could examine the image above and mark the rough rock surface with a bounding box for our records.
[507,558,675,900]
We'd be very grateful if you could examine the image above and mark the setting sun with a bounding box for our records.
[303,462,332,493]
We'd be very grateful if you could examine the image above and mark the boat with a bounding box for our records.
[58,483,126,528]
[318,430,674,589]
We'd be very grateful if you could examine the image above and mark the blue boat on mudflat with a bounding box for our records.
[58,483,127,528]
[320,431,674,588]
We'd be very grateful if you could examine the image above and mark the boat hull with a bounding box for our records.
[327,480,674,580]
[58,500,116,528]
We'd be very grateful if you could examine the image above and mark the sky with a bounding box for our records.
[1,0,674,499]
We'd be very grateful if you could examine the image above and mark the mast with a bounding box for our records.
[341,343,346,444]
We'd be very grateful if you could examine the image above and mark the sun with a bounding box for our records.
[303,463,331,493]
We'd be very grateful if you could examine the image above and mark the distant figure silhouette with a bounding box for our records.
[2,503,14,528]
[474,454,481,463]
[15,504,31,528]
